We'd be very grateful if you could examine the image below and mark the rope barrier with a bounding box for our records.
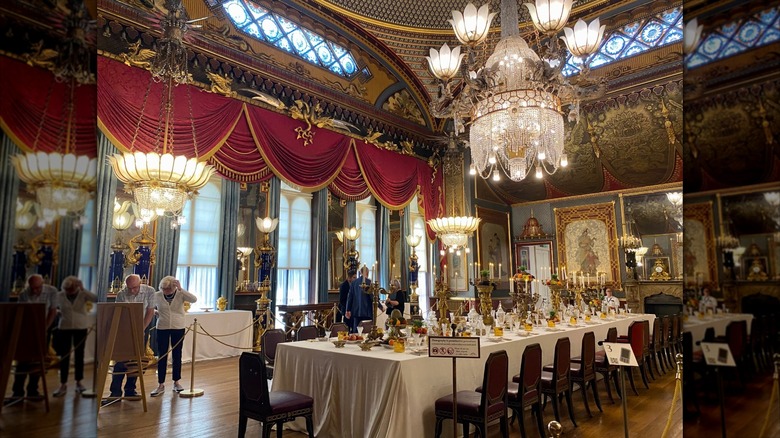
[108,324,193,375]
[759,354,780,438]
[195,325,256,350]
[197,316,260,338]
[661,353,683,438]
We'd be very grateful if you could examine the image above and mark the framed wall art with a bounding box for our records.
[554,202,620,286]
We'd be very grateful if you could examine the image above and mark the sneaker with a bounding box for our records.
[150,384,165,397]
[101,396,121,407]
[173,382,184,393]
[3,397,23,407]
[75,384,87,394]
[53,385,67,397]
[124,391,142,401]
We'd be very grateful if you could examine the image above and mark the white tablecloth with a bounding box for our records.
[683,313,753,345]
[272,314,652,438]
[183,310,254,363]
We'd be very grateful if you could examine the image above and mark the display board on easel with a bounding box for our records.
[0,303,49,413]
[95,302,147,413]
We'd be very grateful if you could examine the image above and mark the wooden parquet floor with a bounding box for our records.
[1,357,689,438]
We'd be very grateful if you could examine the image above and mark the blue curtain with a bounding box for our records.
[0,135,21,301]
[312,188,329,303]
[94,133,119,301]
[217,179,240,309]
[266,178,281,305]
[57,216,82,283]
[154,217,181,287]
[378,205,390,287]
[400,205,411,289]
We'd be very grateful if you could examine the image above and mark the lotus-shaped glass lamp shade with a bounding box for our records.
[426,43,465,81]
[666,192,683,209]
[449,2,496,46]
[524,0,573,36]
[255,217,279,234]
[683,18,703,54]
[406,233,422,248]
[344,226,361,241]
[561,18,606,58]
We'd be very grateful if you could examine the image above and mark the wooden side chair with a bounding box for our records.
[295,325,319,342]
[328,322,348,336]
[435,350,510,438]
[507,343,545,438]
[238,352,314,438]
[260,329,286,380]
[595,327,621,403]
[570,331,603,418]
[541,337,577,427]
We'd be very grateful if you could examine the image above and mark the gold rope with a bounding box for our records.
[195,315,261,338]
[110,325,193,375]
[195,325,256,350]
[52,325,96,365]
[660,377,682,438]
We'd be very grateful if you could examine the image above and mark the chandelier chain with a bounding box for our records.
[187,80,198,157]
[162,76,175,155]
[32,79,56,152]
[63,78,76,155]
[130,77,154,152]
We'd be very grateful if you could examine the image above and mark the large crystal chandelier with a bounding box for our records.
[11,0,97,225]
[427,0,604,182]
[107,0,214,227]
[427,216,480,255]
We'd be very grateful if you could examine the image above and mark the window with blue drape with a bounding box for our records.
[276,184,312,316]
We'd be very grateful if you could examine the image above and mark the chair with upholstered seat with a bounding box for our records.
[649,316,665,375]
[358,320,373,334]
[238,352,314,438]
[501,343,545,438]
[328,322,348,336]
[660,316,672,370]
[616,321,649,395]
[640,320,655,380]
[541,337,576,427]
[295,325,319,341]
[595,327,620,403]
[261,329,286,380]
[434,350,509,438]
[570,331,602,418]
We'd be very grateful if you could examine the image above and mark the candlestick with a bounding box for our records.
[444,264,447,279]
[498,263,502,279]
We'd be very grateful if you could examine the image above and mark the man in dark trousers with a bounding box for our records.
[338,270,357,326]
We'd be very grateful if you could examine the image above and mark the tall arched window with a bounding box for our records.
[176,179,222,307]
[356,198,376,274]
[277,184,312,311]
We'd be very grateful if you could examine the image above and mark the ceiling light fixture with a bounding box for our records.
[427,0,605,183]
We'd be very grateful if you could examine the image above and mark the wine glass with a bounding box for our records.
[325,328,332,339]
[358,324,365,336]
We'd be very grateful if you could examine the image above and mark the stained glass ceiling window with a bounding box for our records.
[562,7,683,76]
[222,0,361,78]
[685,7,780,69]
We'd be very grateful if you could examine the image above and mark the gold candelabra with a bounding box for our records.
[512,278,540,317]
[433,277,451,325]
[253,277,272,352]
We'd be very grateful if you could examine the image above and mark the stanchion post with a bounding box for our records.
[676,353,683,381]
[180,319,204,398]
[716,366,726,438]
[620,366,629,438]
[775,354,779,421]
[548,420,562,438]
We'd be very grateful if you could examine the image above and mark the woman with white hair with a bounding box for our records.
[53,276,97,397]
[151,276,197,397]
[384,278,406,317]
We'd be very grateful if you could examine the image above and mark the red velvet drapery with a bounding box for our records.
[0,57,97,156]
[95,57,443,239]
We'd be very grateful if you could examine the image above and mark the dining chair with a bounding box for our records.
[358,320,373,333]
[500,343,545,438]
[649,316,665,375]
[295,325,319,342]
[541,337,576,427]
[617,321,649,395]
[570,331,602,418]
[329,322,349,336]
[261,329,286,380]
[640,320,655,380]
[660,316,672,370]
[434,350,509,438]
[595,327,620,403]
[238,352,314,438]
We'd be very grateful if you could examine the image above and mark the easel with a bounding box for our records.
[0,303,49,413]
[94,303,147,413]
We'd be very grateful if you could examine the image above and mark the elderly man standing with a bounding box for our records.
[4,274,58,406]
[52,276,97,397]
[104,274,155,404]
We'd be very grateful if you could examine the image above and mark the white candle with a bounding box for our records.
[498,263,502,279]
[444,264,447,279]
[587,273,590,286]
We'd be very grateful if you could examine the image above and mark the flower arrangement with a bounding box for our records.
[411,320,428,335]
[545,277,564,286]
[589,298,601,309]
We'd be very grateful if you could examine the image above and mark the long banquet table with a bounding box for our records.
[683,312,753,346]
[272,313,653,438]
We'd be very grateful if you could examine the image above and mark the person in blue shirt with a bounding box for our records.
[345,266,373,333]
[338,270,357,325]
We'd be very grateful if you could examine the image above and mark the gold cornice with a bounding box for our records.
[686,182,780,199]
[510,182,683,208]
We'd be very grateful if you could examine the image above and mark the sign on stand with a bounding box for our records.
[429,335,481,438]
[602,342,640,367]
[700,342,737,367]
[428,336,481,358]
[601,342,639,438]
